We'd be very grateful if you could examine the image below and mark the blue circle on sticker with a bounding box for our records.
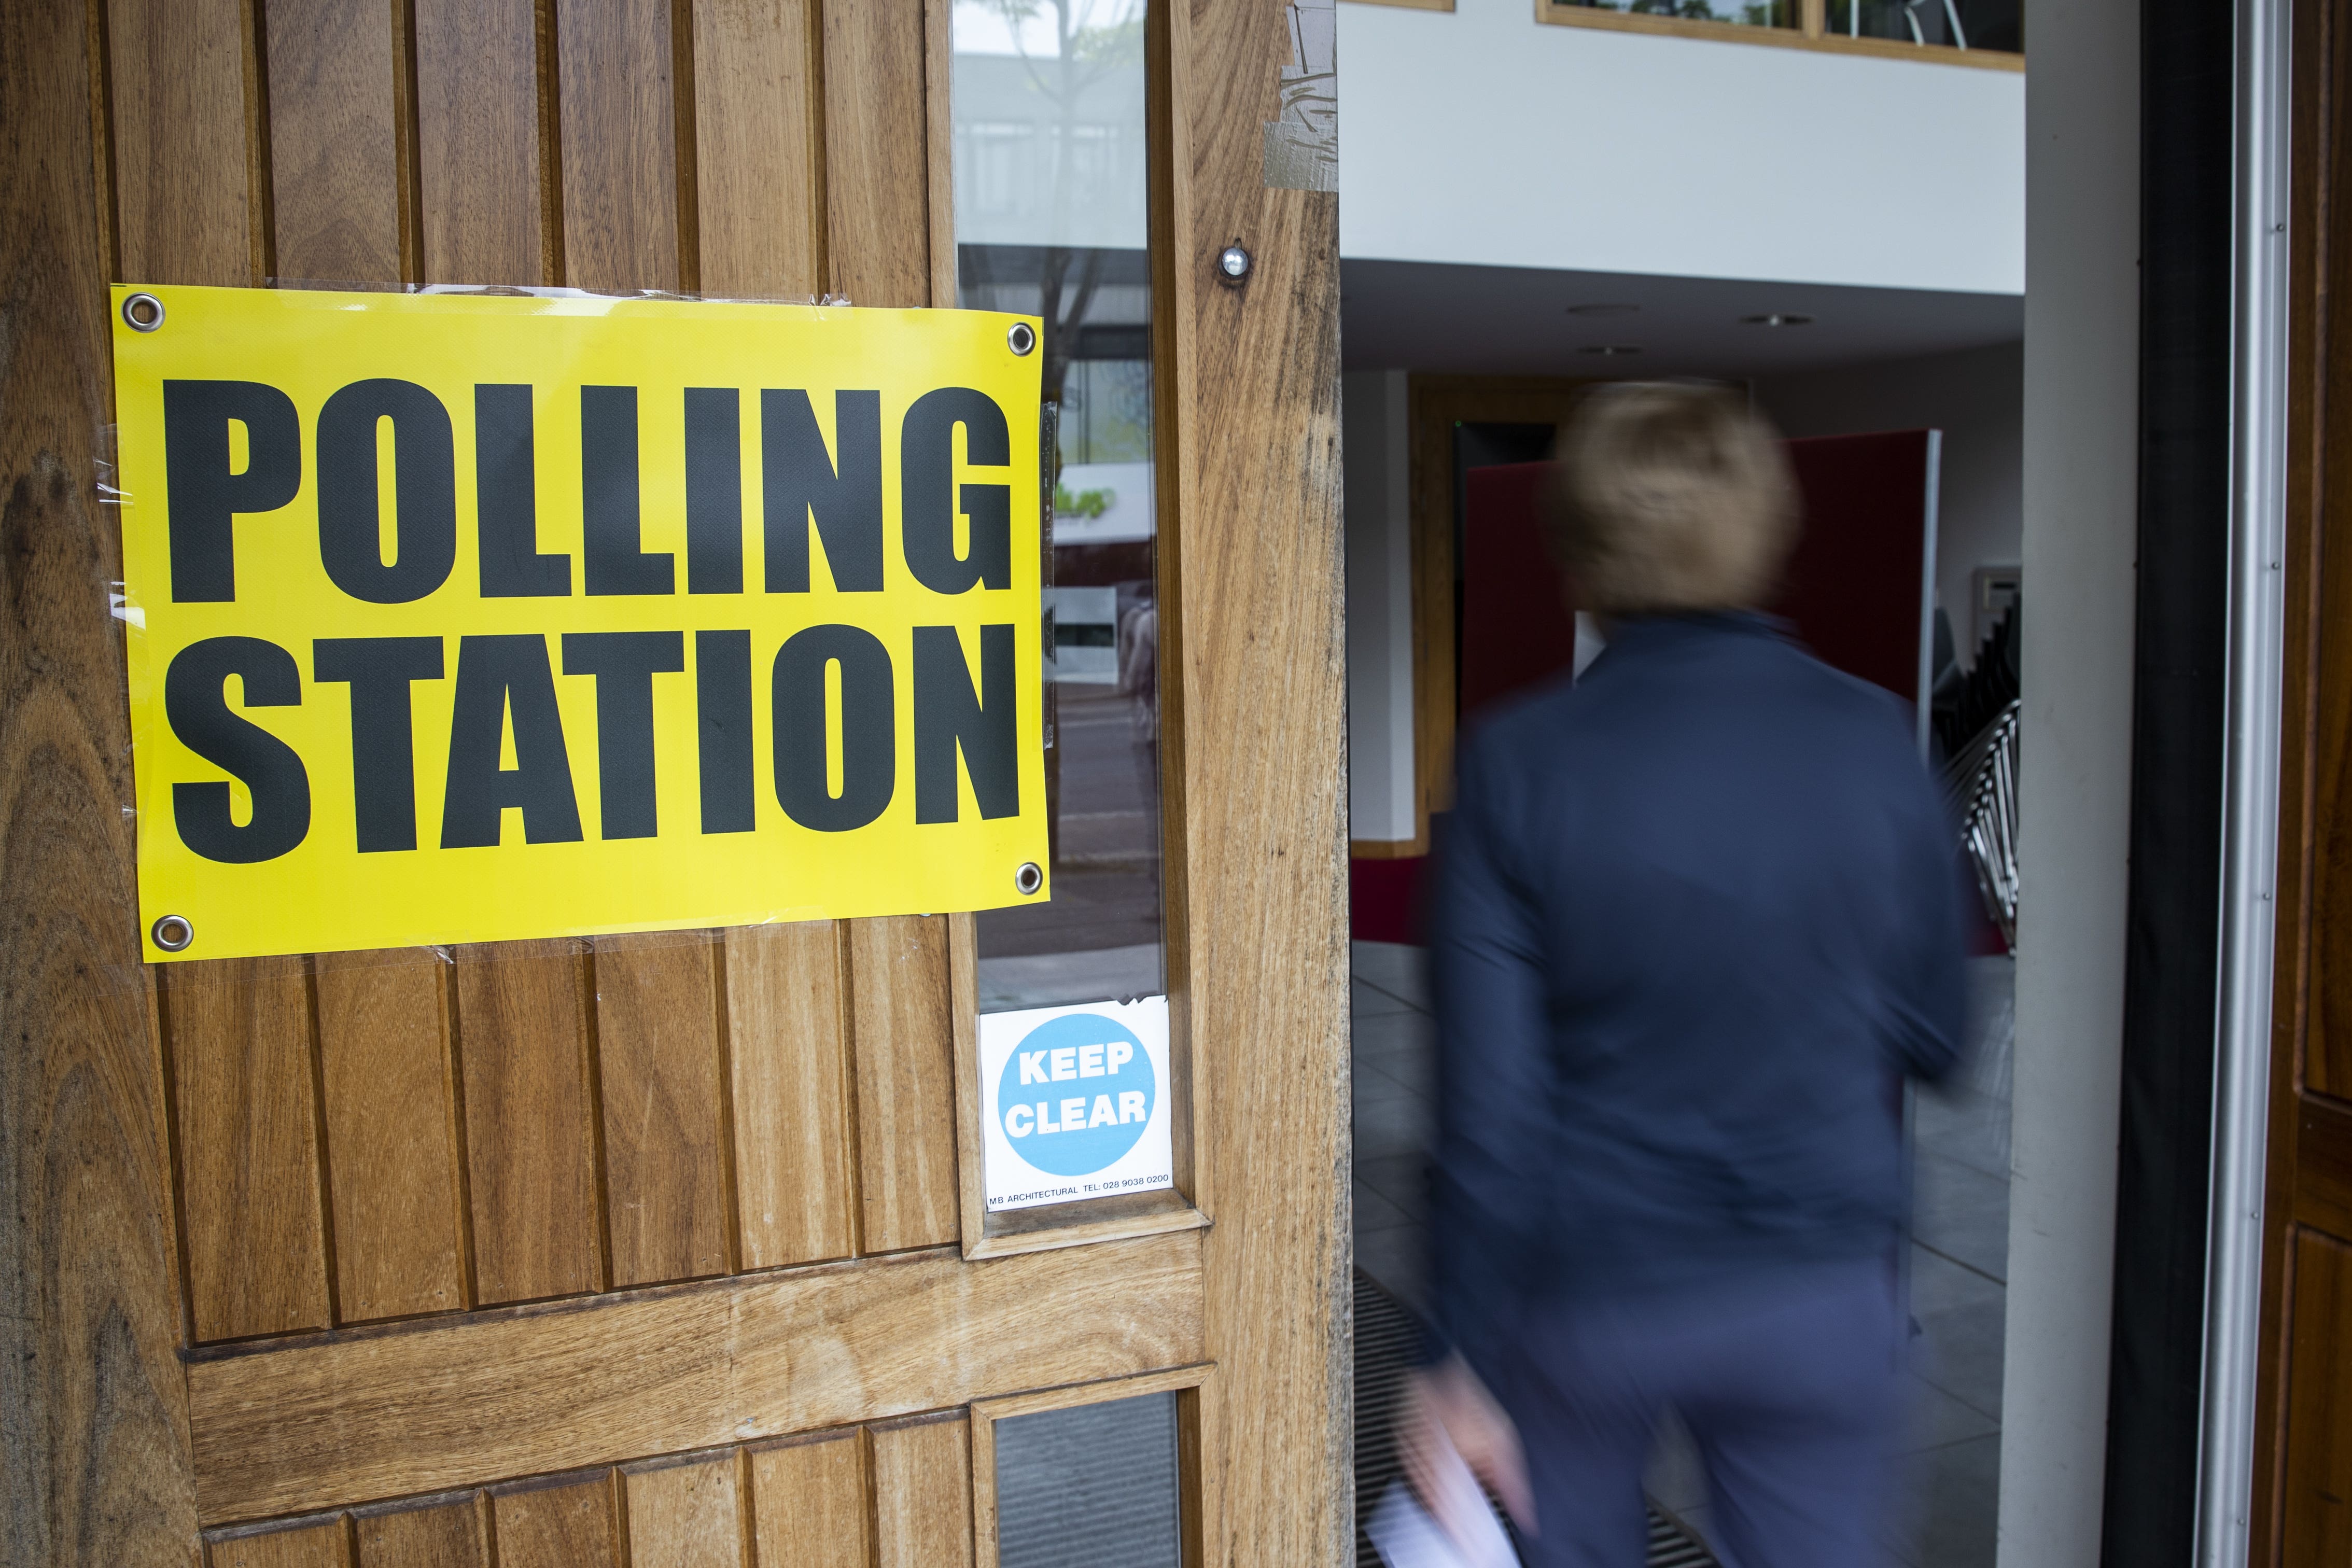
[997,1013,1154,1177]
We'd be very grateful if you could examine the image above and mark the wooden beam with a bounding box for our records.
[186,1233,1204,1524]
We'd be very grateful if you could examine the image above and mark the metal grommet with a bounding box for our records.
[1216,243,1252,283]
[1007,321,1037,356]
[122,292,166,332]
[1014,862,1045,896]
[151,914,194,952]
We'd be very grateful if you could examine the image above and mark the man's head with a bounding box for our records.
[1547,382,1798,615]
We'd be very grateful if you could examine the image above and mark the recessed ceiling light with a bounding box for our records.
[1566,302,1641,317]
[1578,345,1643,356]
[1741,312,1815,327]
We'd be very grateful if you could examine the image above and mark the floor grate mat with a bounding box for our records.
[1352,1270,1718,1568]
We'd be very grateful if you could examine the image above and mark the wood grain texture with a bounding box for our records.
[206,1520,351,1567]
[412,0,547,284]
[491,1475,621,1568]
[624,1453,747,1568]
[453,940,604,1305]
[2281,1229,2352,1564]
[847,917,960,1253]
[1164,0,1353,1560]
[595,934,732,1286]
[0,9,201,1556]
[868,1416,971,1568]
[187,1231,1205,1523]
[724,923,856,1268]
[555,0,681,292]
[315,954,467,1321]
[107,0,257,284]
[352,1496,486,1566]
[164,958,333,1341]
[691,0,823,299]
[748,1434,869,1568]
[820,0,932,307]
[263,0,401,282]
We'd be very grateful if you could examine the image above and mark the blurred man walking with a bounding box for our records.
[1402,383,1967,1568]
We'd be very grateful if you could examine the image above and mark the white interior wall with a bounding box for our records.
[1337,0,2024,294]
[1344,370,1417,846]
[2002,1,2140,1562]
[1757,341,2024,664]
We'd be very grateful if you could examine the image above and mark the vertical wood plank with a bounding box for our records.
[0,0,202,1555]
[353,1497,487,1566]
[867,1417,971,1568]
[2281,1228,2352,1564]
[207,1520,351,1567]
[691,0,822,299]
[107,0,257,284]
[596,934,732,1286]
[847,918,960,1253]
[263,0,401,282]
[164,957,333,1340]
[455,940,604,1304]
[726,923,856,1268]
[412,0,547,284]
[821,0,932,306]
[315,954,466,1321]
[624,1454,746,1568]
[1169,0,1352,1560]
[555,0,681,291]
[748,1434,870,1568]
[492,1475,622,1568]
[921,0,954,309]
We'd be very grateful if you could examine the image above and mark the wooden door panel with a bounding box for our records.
[163,956,333,1341]
[208,1521,351,1568]
[725,922,858,1268]
[2281,1230,2352,1564]
[263,0,404,284]
[412,0,548,286]
[820,1,940,309]
[555,0,685,295]
[749,1433,871,1568]
[491,1474,623,1568]
[870,1415,974,1568]
[594,933,733,1287]
[622,1453,747,1567]
[690,0,824,300]
[7,0,1346,1553]
[106,0,258,287]
[351,1497,486,1566]
[454,940,605,1306]
[187,1231,1202,1524]
[848,916,961,1253]
[315,953,467,1322]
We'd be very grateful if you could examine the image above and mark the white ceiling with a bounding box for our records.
[1339,258,2025,382]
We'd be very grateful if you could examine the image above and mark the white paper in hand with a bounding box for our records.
[1366,1425,1518,1568]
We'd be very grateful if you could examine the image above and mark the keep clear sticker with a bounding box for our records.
[979,995,1172,1212]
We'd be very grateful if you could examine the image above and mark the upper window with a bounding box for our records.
[1528,0,2022,63]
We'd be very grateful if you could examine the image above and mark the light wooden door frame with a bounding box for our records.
[0,1,1348,1562]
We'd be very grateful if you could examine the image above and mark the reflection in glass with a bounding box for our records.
[1825,0,2020,50]
[954,0,1164,1014]
[1551,0,1796,27]
[995,1393,1183,1568]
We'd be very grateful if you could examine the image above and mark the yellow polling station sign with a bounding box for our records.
[111,285,1049,962]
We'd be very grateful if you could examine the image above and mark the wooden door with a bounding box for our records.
[0,2,1346,1564]
[2258,1,2352,1559]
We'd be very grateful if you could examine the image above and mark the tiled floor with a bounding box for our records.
[1349,941,2016,1568]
